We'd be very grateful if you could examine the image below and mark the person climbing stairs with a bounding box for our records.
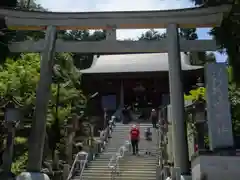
[115,123,157,180]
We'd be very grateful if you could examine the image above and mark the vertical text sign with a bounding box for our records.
[205,63,233,150]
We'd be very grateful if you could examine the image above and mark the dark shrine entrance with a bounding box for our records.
[124,80,162,108]
[123,78,164,121]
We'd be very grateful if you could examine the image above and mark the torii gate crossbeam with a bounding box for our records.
[9,39,218,53]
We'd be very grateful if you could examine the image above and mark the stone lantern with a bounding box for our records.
[192,102,206,151]
[192,77,206,151]
[2,101,21,175]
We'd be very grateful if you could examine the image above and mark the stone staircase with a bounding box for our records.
[117,154,157,180]
[117,123,157,180]
[73,123,157,180]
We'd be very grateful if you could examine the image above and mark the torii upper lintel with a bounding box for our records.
[0,4,231,30]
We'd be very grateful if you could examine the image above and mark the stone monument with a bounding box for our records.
[191,63,239,180]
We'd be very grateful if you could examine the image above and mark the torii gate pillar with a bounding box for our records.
[167,23,190,174]
[27,25,57,172]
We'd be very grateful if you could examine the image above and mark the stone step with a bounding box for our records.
[88,160,110,164]
[81,174,156,179]
[87,165,156,170]
[84,167,156,172]
[111,127,156,132]
[96,154,115,158]
[88,159,155,164]
[83,169,155,174]
[81,172,156,178]
[76,176,156,180]
[97,155,156,160]
[88,164,156,169]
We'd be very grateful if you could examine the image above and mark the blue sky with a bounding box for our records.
[36,0,227,62]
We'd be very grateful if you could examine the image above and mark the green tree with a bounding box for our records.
[184,85,240,145]
[179,28,198,40]
[18,0,45,10]
[63,30,106,69]
[189,0,240,84]
[185,67,240,144]
[140,29,214,65]
[0,54,40,106]
[0,0,46,63]
[47,52,87,159]
[205,52,216,63]
[0,0,18,64]
[228,83,240,137]
[12,1,46,42]
[139,29,166,40]
[179,28,217,65]
[0,53,87,172]
[189,51,216,65]
[0,0,17,8]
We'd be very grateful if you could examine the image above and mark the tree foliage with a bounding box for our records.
[62,30,106,69]
[189,0,240,84]
[0,53,86,116]
[179,28,198,40]
[179,28,217,65]
[0,54,40,106]
[139,29,166,40]
[0,0,46,64]
[139,29,216,65]
[0,0,18,64]
[0,53,87,173]
[0,0,17,8]
[184,87,206,101]
[184,79,240,137]
[228,83,240,136]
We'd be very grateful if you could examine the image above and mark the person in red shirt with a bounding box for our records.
[130,124,140,155]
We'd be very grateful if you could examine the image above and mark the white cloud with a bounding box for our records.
[36,0,194,39]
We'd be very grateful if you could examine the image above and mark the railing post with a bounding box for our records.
[171,167,181,180]
[63,164,70,180]
[156,165,161,180]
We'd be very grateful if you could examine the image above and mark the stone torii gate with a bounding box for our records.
[0,4,231,177]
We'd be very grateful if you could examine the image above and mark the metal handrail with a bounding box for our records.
[66,119,115,180]
[67,151,88,180]
[157,124,166,180]
[108,141,131,180]
[78,153,89,180]
[157,107,183,180]
[157,107,170,180]
[108,152,120,180]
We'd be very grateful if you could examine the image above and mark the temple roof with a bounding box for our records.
[80,53,202,74]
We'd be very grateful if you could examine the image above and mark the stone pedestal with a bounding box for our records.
[156,165,161,180]
[63,164,70,180]
[182,175,192,180]
[192,155,240,180]
[16,172,50,180]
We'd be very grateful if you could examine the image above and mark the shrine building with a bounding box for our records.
[81,52,203,117]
